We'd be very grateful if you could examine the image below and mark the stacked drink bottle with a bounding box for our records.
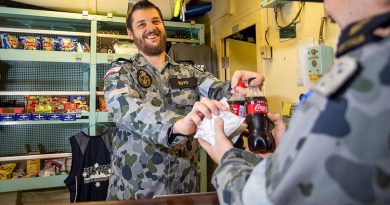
[245,78,275,153]
[227,81,246,149]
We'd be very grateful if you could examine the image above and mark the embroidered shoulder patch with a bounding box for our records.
[313,56,359,97]
[137,70,152,88]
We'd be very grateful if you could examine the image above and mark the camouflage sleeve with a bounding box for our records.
[104,70,185,148]
[212,148,263,205]
[193,68,232,100]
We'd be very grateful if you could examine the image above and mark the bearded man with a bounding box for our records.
[104,0,263,200]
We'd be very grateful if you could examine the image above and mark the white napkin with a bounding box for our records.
[194,98,247,146]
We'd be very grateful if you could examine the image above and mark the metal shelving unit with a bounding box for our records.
[0,175,68,193]
[0,91,90,96]
[0,7,206,193]
[0,49,90,63]
[0,119,90,126]
[0,153,72,162]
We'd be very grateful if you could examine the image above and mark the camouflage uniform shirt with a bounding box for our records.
[212,13,390,205]
[104,53,230,199]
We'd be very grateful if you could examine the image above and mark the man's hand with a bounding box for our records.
[254,113,286,158]
[198,117,233,165]
[172,98,229,136]
[230,71,265,95]
[268,113,286,145]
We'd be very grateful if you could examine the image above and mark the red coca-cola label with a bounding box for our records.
[246,99,268,115]
[229,104,245,117]
[229,104,240,116]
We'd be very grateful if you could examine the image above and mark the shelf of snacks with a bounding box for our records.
[0,25,91,63]
[0,151,70,192]
[0,175,68,192]
[0,95,90,125]
[0,118,89,126]
[0,49,90,63]
[0,27,90,37]
[0,153,72,162]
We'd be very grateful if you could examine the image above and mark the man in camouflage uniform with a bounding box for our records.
[104,0,262,200]
[199,0,390,204]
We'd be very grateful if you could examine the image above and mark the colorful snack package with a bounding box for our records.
[98,96,107,111]
[41,37,55,51]
[20,36,40,50]
[50,96,69,112]
[25,96,40,113]
[1,34,19,49]
[58,36,78,52]
[70,96,89,111]
[63,102,77,112]
[0,163,17,180]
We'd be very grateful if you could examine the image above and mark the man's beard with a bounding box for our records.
[133,29,167,56]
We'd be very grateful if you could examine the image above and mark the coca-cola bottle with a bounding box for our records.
[228,81,246,149]
[245,78,275,153]
[228,81,246,117]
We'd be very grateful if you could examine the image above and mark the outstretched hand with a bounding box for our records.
[172,98,228,136]
[230,71,265,95]
[198,117,233,165]
[253,113,286,158]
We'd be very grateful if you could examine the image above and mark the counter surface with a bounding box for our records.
[52,192,219,205]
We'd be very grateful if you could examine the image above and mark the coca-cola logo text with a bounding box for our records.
[254,104,268,112]
[246,103,268,115]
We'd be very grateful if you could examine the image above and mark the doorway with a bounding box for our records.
[223,25,257,81]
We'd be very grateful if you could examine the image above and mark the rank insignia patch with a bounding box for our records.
[137,70,152,88]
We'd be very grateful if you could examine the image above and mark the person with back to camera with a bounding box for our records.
[198,0,390,204]
[103,0,264,200]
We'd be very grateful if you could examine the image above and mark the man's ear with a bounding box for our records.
[127,29,134,40]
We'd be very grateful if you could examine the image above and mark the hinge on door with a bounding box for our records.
[222,57,230,69]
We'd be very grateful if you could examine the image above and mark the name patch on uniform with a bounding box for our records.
[169,77,197,89]
[137,70,152,88]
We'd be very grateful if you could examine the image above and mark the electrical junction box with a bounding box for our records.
[307,45,334,82]
[280,24,296,39]
[260,0,288,8]
[260,45,273,59]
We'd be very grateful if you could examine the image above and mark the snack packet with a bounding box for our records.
[20,36,40,50]
[194,98,247,146]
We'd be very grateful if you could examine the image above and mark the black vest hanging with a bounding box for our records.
[64,131,112,202]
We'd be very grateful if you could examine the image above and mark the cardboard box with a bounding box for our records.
[0,107,24,113]
[26,159,41,176]
[26,151,41,176]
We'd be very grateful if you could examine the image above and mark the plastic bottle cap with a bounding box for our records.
[237,81,246,88]
[248,77,256,84]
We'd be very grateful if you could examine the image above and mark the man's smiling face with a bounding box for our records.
[128,8,167,56]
